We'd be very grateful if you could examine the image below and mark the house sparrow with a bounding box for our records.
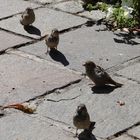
[45,28,59,53]
[20,7,35,26]
[83,61,123,87]
[73,104,91,137]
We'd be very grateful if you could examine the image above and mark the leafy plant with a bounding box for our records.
[111,7,138,28]
[98,2,109,12]
[86,2,109,12]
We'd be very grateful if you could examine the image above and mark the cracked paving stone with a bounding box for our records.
[0,112,76,140]
[116,62,140,83]
[112,134,134,140]
[19,25,140,72]
[35,76,140,138]
[128,126,140,139]
[0,54,81,105]
[0,30,32,51]
[50,0,84,14]
[0,0,39,19]
[0,7,87,39]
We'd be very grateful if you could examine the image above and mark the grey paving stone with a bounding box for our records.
[0,30,31,51]
[78,10,106,20]
[117,63,140,83]
[113,134,133,140]
[51,0,84,13]
[35,76,140,138]
[32,0,63,4]
[0,54,81,105]
[0,112,75,140]
[0,7,87,39]
[128,126,140,139]
[19,25,140,72]
[0,0,39,19]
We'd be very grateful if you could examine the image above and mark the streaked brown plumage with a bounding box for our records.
[20,7,35,26]
[45,28,59,53]
[73,104,91,136]
[83,61,123,87]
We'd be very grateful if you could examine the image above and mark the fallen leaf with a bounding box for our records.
[3,102,37,114]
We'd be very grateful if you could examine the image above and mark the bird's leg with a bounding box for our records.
[45,46,49,54]
[73,128,78,138]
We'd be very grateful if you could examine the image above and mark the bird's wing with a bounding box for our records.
[95,66,109,78]
[23,14,29,19]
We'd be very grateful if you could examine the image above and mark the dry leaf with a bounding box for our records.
[3,102,37,114]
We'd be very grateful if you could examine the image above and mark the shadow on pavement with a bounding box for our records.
[49,49,69,66]
[114,32,140,45]
[78,132,97,140]
[91,85,117,94]
[24,25,41,36]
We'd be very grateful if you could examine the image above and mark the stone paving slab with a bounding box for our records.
[78,10,106,20]
[0,54,81,105]
[19,25,140,72]
[32,0,64,4]
[0,112,75,140]
[51,0,84,13]
[35,75,140,138]
[113,134,134,140]
[117,62,140,83]
[0,7,87,39]
[128,126,140,139]
[0,30,32,51]
[0,0,39,19]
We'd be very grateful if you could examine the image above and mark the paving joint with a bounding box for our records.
[0,27,37,40]
[114,73,140,84]
[105,121,140,140]
[0,6,43,21]
[106,56,140,74]
[47,4,96,20]
[126,133,140,140]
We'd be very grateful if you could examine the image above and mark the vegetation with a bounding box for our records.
[85,0,140,29]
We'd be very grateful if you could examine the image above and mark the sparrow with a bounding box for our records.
[20,7,35,26]
[45,28,59,53]
[83,61,123,87]
[73,104,91,137]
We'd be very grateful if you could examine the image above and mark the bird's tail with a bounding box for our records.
[115,82,123,87]
[110,78,123,87]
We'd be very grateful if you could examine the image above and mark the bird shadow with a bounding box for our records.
[91,85,117,94]
[78,132,97,140]
[113,32,140,45]
[49,49,69,66]
[24,25,41,36]
[78,122,97,140]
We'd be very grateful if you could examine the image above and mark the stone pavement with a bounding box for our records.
[0,0,140,140]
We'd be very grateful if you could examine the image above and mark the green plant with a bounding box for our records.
[97,2,109,12]
[86,4,98,12]
[86,2,109,12]
[111,7,138,28]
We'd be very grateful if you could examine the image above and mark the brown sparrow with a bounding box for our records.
[45,28,59,53]
[73,104,91,137]
[83,61,123,87]
[20,7,35,26]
